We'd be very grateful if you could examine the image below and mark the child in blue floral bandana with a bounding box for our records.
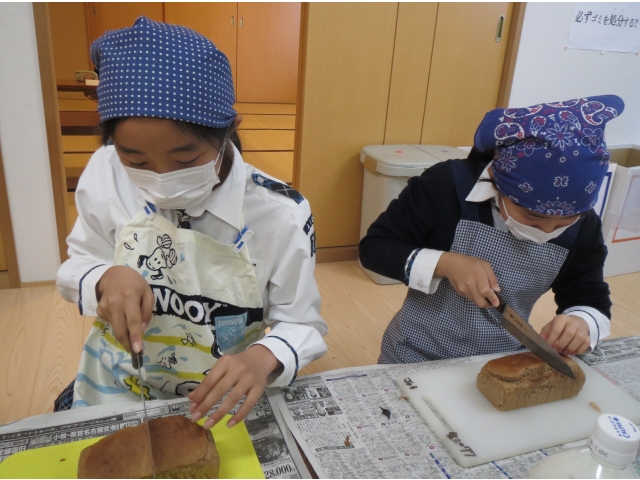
[360,95,624,364]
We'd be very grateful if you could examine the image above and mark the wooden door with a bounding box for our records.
[86,2,164,45]
[164,3,238,90]
[237,3,301,103]
[421,3,512,147]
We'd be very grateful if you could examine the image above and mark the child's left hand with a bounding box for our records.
[540,315,591,355]
[188,345,282,428]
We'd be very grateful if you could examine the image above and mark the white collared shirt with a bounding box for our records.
[408,163,609,351]
[57,145,327,387]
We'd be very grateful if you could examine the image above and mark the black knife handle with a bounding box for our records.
[132,350,144,369]
[494,292,506,313]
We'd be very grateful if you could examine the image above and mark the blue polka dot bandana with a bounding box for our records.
[91,16,236,128]
[474,95,624,215]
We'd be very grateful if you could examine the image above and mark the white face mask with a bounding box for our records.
[500,195,578,244]
[124,139,227,210]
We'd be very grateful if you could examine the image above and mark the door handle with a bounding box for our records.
[240,17,244,27]
[495,14,505,42]
[231,16,235,26]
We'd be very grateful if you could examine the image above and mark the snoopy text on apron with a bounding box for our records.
[380,160,583,363]
[73,202,264,406]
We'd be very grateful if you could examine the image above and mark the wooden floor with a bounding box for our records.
[58,92,295,187]
[0,261,638,426]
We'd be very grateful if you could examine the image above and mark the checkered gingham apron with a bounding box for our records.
[380,160,581,363]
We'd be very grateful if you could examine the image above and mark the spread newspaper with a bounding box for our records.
[1,336,639,478]
[270,336,640,479]
[0,393,309,479]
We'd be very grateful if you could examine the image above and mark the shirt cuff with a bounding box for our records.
[563,306,611,353]
[78,264,112,316]
[408,249,445,294]
[252,336,298,388]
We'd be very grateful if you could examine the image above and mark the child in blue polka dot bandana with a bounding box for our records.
[360,95,624,364]
[55,17,328,428]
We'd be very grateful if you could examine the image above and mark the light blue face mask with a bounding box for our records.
[500,195,578,244]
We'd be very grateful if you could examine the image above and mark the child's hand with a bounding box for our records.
[95,265,154,354]
[540,315,590,355]
[189,345,282,428]
[434,252,501,308]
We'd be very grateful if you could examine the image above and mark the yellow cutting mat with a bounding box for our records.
[0,415,263,479]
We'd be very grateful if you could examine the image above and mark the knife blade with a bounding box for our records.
[132,350,156,478]
[495,295,576,379]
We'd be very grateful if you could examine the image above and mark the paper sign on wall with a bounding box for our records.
[567,3,640,53]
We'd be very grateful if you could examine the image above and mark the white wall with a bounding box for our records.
[510,2,640,146]
[0,3,61,282]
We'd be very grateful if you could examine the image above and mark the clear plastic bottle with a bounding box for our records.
[530,414,640,479]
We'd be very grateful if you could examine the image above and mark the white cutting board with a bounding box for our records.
[396,357,640,467]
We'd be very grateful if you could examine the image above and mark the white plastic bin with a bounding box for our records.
[601,145,640,277]
[359,144,469,284]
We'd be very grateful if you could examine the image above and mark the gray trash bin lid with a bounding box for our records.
[360,144,469,177]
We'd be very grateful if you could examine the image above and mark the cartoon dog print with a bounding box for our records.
[137,234,178,280]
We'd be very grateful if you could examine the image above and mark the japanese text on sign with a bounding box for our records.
[567,3,640,53]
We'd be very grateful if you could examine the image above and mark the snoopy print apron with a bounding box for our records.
[73,203,264,407]
[379,160,582,363]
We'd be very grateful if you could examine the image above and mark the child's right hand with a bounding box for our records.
[434,252,500,309]
[95,266,154,354]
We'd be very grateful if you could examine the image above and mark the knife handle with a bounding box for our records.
[132,350,144,369]
[494,293,506,313]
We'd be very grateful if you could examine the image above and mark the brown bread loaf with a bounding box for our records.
[78,415,220,478]
[476,352,586,411]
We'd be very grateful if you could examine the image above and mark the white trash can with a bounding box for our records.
[359,144,470,284]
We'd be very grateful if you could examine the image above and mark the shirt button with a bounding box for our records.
[418,282,424,288]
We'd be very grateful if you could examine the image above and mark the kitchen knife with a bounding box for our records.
[495,295,577,379]
[132,350,156,477]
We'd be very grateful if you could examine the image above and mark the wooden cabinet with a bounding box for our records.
[49,3,91,80]
[86,2,164,44]
[164,3,238,91]
[236,3,301,103]
[297,3,399,249]
[421,2,512,147]
[52,3,301,103]
[297,3,517,251]
[164,2,301,103]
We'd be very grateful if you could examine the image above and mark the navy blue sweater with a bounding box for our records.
[359,159,612,319]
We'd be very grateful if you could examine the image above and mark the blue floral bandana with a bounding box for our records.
[91,16,236,128]
[474,95,624,215]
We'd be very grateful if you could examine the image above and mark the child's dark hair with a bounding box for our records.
[467,146,495,166]
[100,117,242,172]
[468,146,496,186]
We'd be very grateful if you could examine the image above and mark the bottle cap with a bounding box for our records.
[589,414,640,466]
